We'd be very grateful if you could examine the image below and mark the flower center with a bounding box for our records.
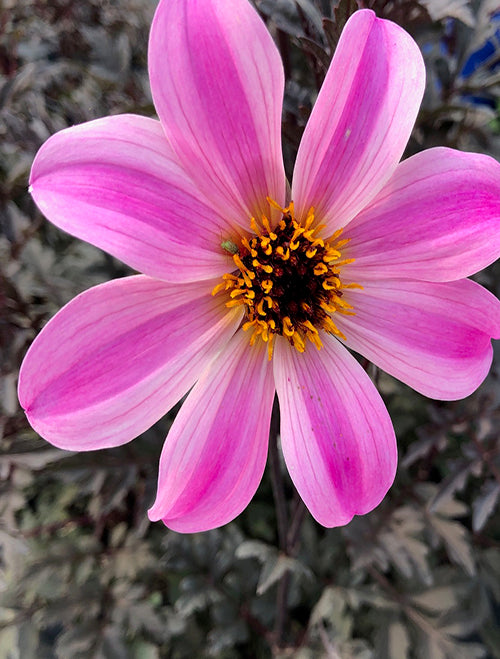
[212,199,359,359]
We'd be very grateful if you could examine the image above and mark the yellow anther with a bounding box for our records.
[332,295,353,310]
[233,254,249,272]
[264,296,273,309]
[261,216,277,240]
[335,238,350,249]
[309,332,323,350]
[341,282,364,290]
[291,332,305,352]
[226,298,246,308]
[267,333,275,360]
[314,263,328,275]
[211,282,226,296]
[241,237,252,251]
[306,247,318,258]
[240,270,253,288]
[257,299,267,316]
[323,316,346,340]
[301,302,312,314]
[320,300,337,314]
[304,208,315,230]
[230,288,246,298]
[332,258,355,267]
[306,326,323,350]
[323,251,341,263]
[322,280,337,291]
[283,316,294,337]
[250,217,262,238]
[303,320,317,333]
[276,246,290,260]
[290,240,300,251]
[262,264,273,274]
[264,244,272,256]
[266,196,285,212]
[262,279,273,294]
[326,228,344,242]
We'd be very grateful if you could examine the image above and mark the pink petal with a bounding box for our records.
[30,115,231,283]
[18,276,243,450]
[345,148,500,282]
[336,278,500,400]
[148,331,275,533]
[149,0,286,229]
[273,334,397,527]
[291,9,425,228]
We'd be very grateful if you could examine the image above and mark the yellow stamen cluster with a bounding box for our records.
[212,199,360,359]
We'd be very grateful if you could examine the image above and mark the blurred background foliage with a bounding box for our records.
[1,0,500,656]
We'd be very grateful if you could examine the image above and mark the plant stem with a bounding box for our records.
[269,395,287,551]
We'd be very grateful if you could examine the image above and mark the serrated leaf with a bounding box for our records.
[257,555,312,595]
[378,507,432,584]
[420,0,475,26]
[429,460,480,513]
[297,36,331,71]
[294,0,325,35]
[428,515,476,576]
[472,480,500,532]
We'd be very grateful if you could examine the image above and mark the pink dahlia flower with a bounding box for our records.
[19,1,500,533]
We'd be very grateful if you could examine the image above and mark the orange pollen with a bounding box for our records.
[213,199,360,359]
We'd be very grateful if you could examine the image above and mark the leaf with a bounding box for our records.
[375,619,411,659]
[309,586,356,654]
[131,641,160,659]
[429,459,481,513]
[378,507,433,585]
[401,433,447,468]
[472,480,500,532]
[234,539,273,562]
[297,36,331,71]
[257,555,312,595]
[419,0,476,26]
[427,515,476,576]
[410,585,461,614]
[294,0,325,35]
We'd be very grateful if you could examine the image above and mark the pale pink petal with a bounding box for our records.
[273,334,397,527]
[30,115,232,283]
[292,9,425,229]
[149,0,286,229]
[345,148,500,282]
[336,279,500,400]
[18,276,243,450]
[148,331,275,533]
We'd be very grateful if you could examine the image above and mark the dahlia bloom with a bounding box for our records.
[18,0,500,533]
